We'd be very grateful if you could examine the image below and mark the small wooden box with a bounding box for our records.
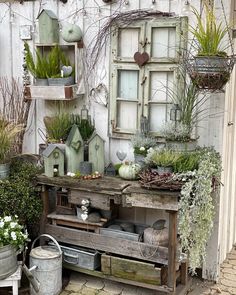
[101,254,161,285]
[56,191,75,215]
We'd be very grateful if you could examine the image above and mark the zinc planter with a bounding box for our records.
[166,140,197,152]
[0,245,18,279]
[156,166,173,175]
[35,78,49,86]
[134,154,146,167]
[0,162,10,179]
[48,76,75,86]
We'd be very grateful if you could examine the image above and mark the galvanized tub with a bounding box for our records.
[30,234,62,295]
[0,245,18,279]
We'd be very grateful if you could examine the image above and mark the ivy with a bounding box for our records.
[177,147,221,273]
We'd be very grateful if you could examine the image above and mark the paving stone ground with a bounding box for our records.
[1,247,236,295]
[61,245,236,295]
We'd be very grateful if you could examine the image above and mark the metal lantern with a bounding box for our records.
[170,104,182,122]
[81,105,88,120]
[140,116,149,135]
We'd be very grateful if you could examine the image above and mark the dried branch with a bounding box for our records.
[0,77,31,154]
[87,9,174,71]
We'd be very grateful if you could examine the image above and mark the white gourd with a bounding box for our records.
[61,24,82,42]
[118,163,141,180]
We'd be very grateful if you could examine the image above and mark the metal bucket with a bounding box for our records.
[30,234,62,295]
[0,245,17,279]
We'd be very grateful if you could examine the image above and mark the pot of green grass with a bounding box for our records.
[47,45,75,86]
[0,118,22,179]
[43,113,73,144]
[24,42,49,86]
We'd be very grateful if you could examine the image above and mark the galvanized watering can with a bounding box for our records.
[23,234,62,295]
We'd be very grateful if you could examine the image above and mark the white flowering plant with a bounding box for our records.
[160,122,193,142]
[130,133,157,156]
[0,215,28,251]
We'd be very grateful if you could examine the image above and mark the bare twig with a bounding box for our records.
[0,77,31,154]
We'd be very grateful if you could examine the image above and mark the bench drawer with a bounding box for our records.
[101,254,161,285]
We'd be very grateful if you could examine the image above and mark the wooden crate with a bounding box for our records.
[56,191,75,215]
[101,254,161,285]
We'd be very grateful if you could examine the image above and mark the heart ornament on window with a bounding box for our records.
[61,65,73,76]
[134,52,149,67]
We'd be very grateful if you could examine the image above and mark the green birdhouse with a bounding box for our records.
[88,132,105,174]
[43,144,64,177]
[65,124,84,173]
[37,9,59,44]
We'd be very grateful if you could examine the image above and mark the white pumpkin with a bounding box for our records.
[118,163,141,180]
[61,24,83,43]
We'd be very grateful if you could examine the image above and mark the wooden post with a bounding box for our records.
[180,262,188,285]
[40,185,49,234]
[167,210,177,294]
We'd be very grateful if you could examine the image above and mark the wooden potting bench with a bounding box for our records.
[37,175,188,295]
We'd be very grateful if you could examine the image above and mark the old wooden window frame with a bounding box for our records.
[109,16,187,138]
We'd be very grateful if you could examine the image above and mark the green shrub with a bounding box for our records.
[0,159,43,237]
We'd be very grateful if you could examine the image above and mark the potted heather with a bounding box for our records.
[145,148,180,174]
[130,133,156,166]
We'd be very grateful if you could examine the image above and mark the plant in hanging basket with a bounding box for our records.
[187,1,235,90]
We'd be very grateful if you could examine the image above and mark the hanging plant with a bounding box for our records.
[176,147,221,273]
[186,1,235,91]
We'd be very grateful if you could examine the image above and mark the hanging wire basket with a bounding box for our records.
[186,55,235,91]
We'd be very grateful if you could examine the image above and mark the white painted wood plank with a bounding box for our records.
[28,85,79,100]
[0,6,11,77]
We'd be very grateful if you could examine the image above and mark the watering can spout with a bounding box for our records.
[22,264,40,293]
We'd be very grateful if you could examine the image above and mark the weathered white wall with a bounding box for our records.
[0,0,234,281]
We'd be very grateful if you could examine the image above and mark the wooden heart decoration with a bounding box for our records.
[134,52,149,67]
[71,140,81,152]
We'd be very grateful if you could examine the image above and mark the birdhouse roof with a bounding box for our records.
[37,9,58,20]
[66,124,82,146]
[88,131,105,143]
[42,144,63,158]
[105,163,116,170]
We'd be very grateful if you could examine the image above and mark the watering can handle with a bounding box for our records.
[31,234,62,255]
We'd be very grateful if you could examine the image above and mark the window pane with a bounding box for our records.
[152,27,176,58]
[118,70,139,100]
[118,28,139,58]
[117,101,137,130]
[149,104,171,132]
[150,71,174,102]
